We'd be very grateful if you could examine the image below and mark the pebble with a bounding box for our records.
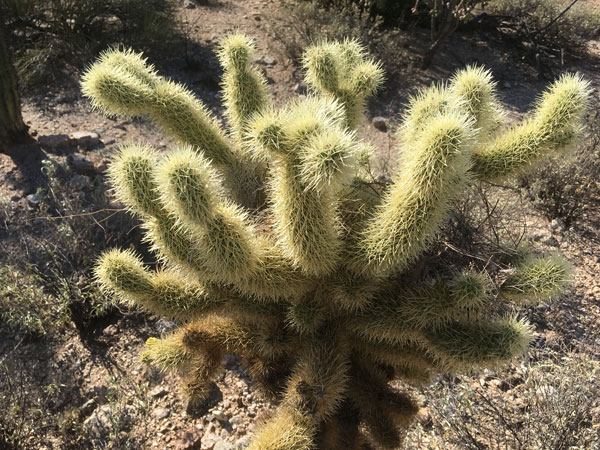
[103,324,118,336]
[152,408,170,420]
[372,116,388,131]
[235,436,252,449]
[149,386,168,398]
[70,174,90,190]
[38,134,70,148]
[68,155,96,175]
[294,83,308,95]
[201,433,220,449]
[26,193,41,207]
[79,398,97,417]
[70,131,100,148]
[214,441,234,450]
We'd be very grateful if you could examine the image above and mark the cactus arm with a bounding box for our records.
[448,65,505,138]
[422,316,534,370]
[218,34,271,141]
[246,408,316,450]
[354,112,474,277]
[95,248,226,321]
[348,358,418,449]
[500,254,572,304]
[470,73,590,181]
[249,98,347,276]
[349,272,491,343]
[156,146,261,277]
[303,40,383,129]
[82,50,235,166]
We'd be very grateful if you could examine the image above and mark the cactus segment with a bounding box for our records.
[501,254,572,304]
[471,73,590,180]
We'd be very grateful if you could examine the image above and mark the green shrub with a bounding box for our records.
[488,0,600,56]
[0,265,69,336]
[1,0,181,88]
[419,349,600,449]
[267,1,408,78]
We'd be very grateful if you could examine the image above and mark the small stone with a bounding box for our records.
[585,247,593,255]
[201,433,220,449]
[213,410,228,422]
[103,324,118,336]
[235,436,252,449]
[26,193,41,207]
[152,408,170,420]
[70,131,100,148]
[372,116,388,131]
[176,428,202,450]
[68,155,96,175]
[149,386,168,398]
[70,174,90,190]
[543,236,559,247]
[185,0,196,8]
[550,218,566,231]
[503,81,512,89]
[38,134,71,148]
[214,442,234,450]
[259,55,276,66]
[79,399,97,417]
[230,415,243,426]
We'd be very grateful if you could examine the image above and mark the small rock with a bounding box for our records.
[201,433,220,449]
[259,55,276,66]
[185,0,196,8]
[70,131,100,148]
[584,247,593,255]
[95,128,105,134]
[213,410,228,422]
[149,386,168,398]
[503,81,512,89]
[235,436,252,449]
[26,193,41,207]
[157,318,178,334]
[543,236,559,247]
[103,324,118,336]
[38,134,71,148]
[550,218,566,231]
[294,83,308,95]
[176,428,202,450]
[214,442,234,450]
[68,155,96,175]
[152,408,170,420]
[70,174,90,190]
[103,138,116,146]
[230,415,243,426]
[79,399,97,417]
[372,116,388,131]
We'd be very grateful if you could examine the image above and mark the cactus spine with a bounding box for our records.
[84,34,589,449]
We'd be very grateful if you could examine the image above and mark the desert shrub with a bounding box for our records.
[299,0,414,21]
[488,0,600,57]
[521,109,600,227]
[30,158,141,329]
[267,1,408,79]
[0,265,69,336]
[81,30,589,448]
[0,0,181,88]
[420,349,600,449]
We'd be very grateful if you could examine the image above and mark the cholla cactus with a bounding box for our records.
[84,35,589,449]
